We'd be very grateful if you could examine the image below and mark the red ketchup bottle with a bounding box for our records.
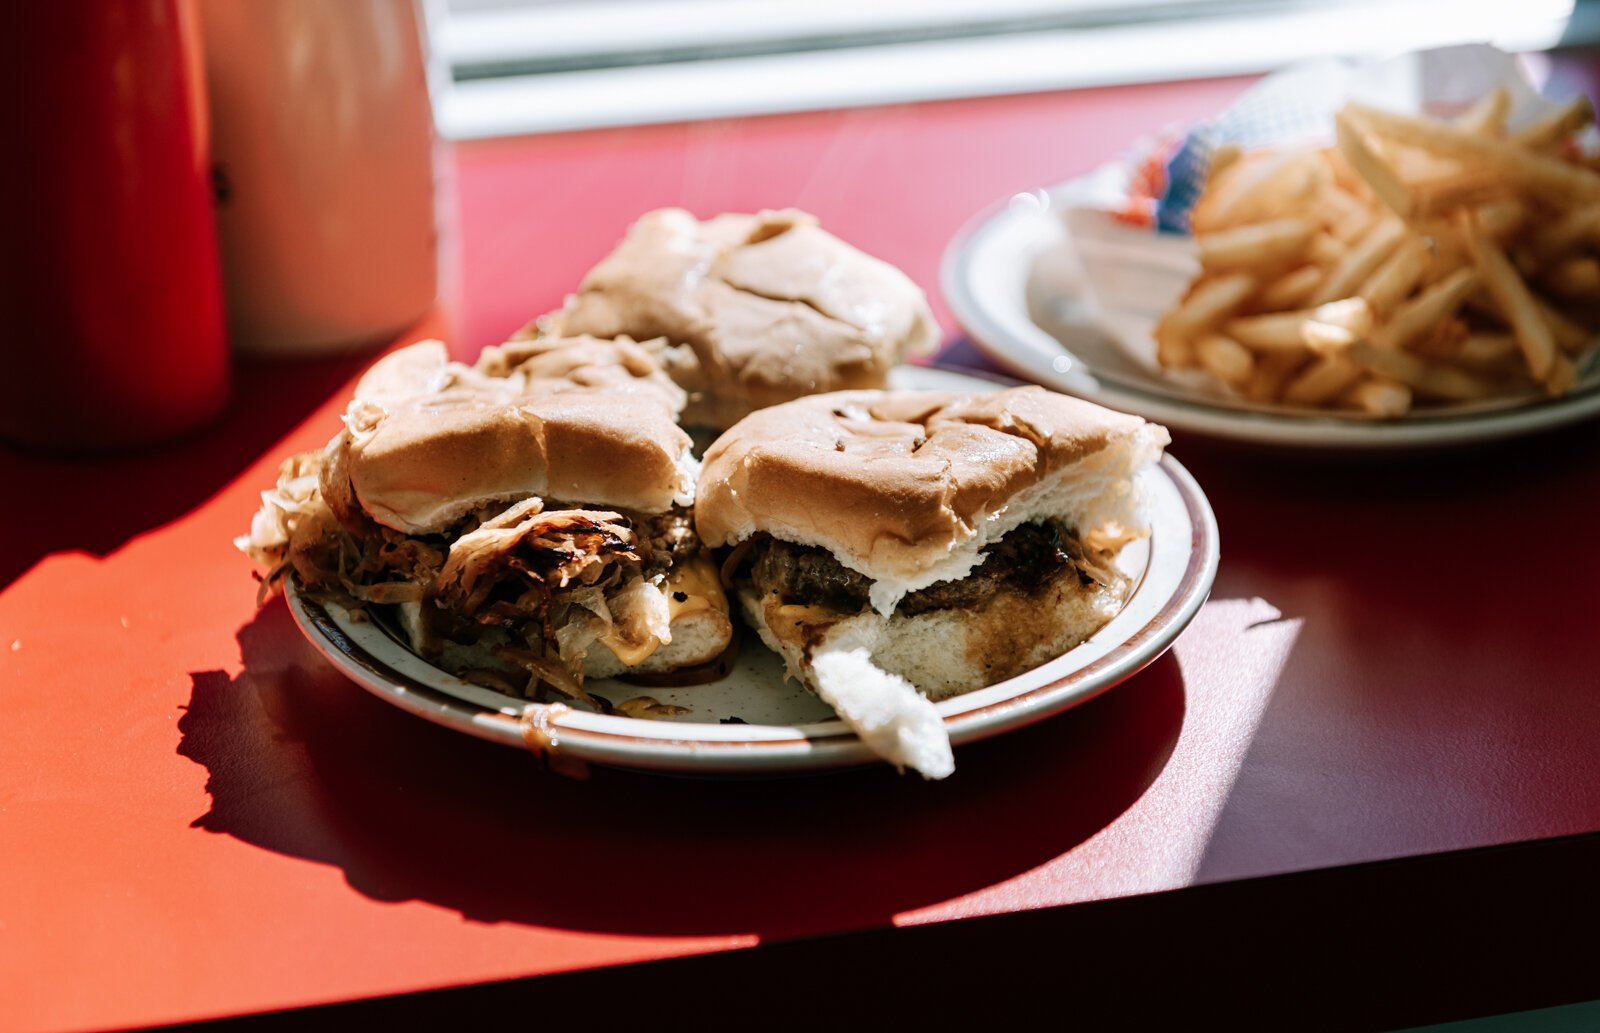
[1,0,229,451]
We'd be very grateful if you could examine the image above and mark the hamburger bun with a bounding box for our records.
[542,208,940,428]
[698,387,1169,777]
[697,386,1167,612]
[324,340,697,534]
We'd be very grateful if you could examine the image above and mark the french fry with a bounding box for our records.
[1454,87,1510,135]
[1348,341,1495,401]
[1511,95,1595,151]
[1344,377,1413,417]
[1545,352,1578,395]
[1208,143,1243,182]
[1357,235,1433,316]
[1305,298,1377,355]
[1195,332,1255,384]
[1472,198,1526,243]
[1303,319,1360,354]
[1245,350,1309,403]
[1533,295,1595,354]
[1313,297,1376,335]
[1322,145,1369,198]
[1283,353,1364,405]
[1153,272,1257,368]
[1197,218,1317,272]
[1226,298,1373,351]
[1409,169,1508,216]
[1525,204,1600,266]
[1258,265,1325,311]
[1369,267,1478,351]
[1311,215,1407,305]
[1456,332,1519,368]
[1309,233,1349,267]
[1156,328,1196,370]
[1191,152,1278,233]
[1161,272,1257,335]
[1459,214,1558,381]
[1231,151,1325,226]
[1385,141,1464,182]
[1345,101,1600,202]
[1224,312,1315,351]
[1542,256,1600,298]
[1335,112,1414,218]
[1415,224,1471,285]
[1192,151,1316,233]
[1409,316,1470,360]
[1417,364,1497,402]
[1313,184,1377,242]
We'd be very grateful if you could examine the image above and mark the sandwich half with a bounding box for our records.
[696,387,1169,778]
[238,338,733,702]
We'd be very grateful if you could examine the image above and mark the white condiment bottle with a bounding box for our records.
[202,0,441,355]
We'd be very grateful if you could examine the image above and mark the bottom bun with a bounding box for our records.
[582,608,733,680]
[397,600,732,695]
[738,563,1125,703]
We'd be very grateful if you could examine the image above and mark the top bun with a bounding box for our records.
[474,334,687,415]
[696,387,1169,612]
[324,340,695,534]
[542,208,940,428]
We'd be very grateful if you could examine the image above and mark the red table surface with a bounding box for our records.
[6,65,1600,1032]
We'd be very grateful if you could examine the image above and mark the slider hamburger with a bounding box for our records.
[238,338,733,702]
[539,208,940,429]
[697,387,1169,778]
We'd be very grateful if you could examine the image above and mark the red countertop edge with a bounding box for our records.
[152,832,1600,1032]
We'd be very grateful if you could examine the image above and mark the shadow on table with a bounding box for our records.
[0,349,378,590]
[180,598,1186,940]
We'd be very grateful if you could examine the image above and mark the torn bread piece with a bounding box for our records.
[699,387,1167,777]
[805,620,954,781]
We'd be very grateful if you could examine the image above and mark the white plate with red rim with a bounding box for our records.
[943,182,1600,449]
[284,366,1219,776]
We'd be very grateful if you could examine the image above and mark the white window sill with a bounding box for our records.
[437,0,1584,139]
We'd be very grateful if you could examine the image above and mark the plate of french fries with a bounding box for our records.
[944,47,1600,448]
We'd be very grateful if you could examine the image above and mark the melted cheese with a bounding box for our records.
[596,556,727,668]
[770,602,840,628]
[665,554,728,620]
[597,628,660,667]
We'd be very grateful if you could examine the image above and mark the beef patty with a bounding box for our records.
[741,520,1112,617]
